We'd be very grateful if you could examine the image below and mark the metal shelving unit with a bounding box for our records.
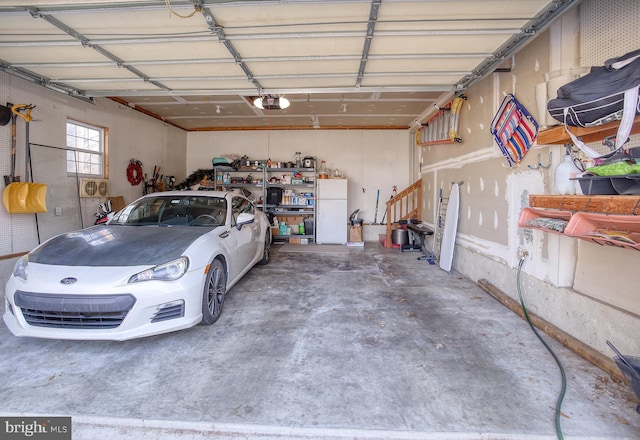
[212,164,317,243]
[264,166,316,243]
[211,166,265,203]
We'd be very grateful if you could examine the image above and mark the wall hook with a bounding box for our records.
[528,152,552,170]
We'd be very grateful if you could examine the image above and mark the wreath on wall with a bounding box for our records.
[126,159,144,186]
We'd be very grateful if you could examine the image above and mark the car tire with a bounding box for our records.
[257,229,271,265]
[201,259,226,325]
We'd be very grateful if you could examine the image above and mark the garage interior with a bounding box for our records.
[0,0,639,439]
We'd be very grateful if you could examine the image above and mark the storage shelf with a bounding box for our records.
[271,209,314,215]
[266,183,315,188]
[224,183,263,188]
[520,195,640,251]
[518,207,572,235]
[214,162,317,244]
[564,212,640,251]
[265,167,315,172]
[265,164,316,244]
[536,115,640,145]
[264,201,314,212]
[529,195,640,215]
[273,234,314,239]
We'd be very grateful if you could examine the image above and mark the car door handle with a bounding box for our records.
[220,230,231,238]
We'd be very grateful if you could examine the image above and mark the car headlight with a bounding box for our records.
[128,257,189,283]
[12,255,29,281]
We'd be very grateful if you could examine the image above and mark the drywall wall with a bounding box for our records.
[419,1,640,356]
[0,72,187,255]
[187,129,411,224]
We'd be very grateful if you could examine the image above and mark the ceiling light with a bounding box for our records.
[253,96,290,110]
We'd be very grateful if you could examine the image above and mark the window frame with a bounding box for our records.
[66,118,109,178]
[231,196,255,225]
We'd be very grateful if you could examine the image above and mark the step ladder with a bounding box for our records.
[433,187,448,263]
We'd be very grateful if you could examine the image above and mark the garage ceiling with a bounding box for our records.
[0,0,578,131]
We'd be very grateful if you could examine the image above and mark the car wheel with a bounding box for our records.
[258,229,271,265]
[201,259,226,325]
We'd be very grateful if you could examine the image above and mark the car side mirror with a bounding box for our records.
[236,212,255,230]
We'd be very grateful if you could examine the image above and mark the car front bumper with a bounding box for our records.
[3,266,207,341]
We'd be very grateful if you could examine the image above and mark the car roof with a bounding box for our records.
[147,190,228,197]
[140,190,246,199]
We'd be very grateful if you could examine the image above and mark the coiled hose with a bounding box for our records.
[517,256,567,440]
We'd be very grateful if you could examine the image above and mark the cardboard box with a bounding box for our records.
[349,225,363,242]
[286,215,307,225]
[285,215,308,234]
[289,237,308,245]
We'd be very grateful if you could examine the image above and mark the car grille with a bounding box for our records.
[14,291,136,329]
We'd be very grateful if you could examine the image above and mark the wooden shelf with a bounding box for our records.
[529,194,640,215]
[521,195,640,251]
[536,115,640,145]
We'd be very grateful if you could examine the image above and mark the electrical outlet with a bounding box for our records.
[55,207,62,216]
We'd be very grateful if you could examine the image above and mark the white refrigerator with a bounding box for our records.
[316,179,348,244]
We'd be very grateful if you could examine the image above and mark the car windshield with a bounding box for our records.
[110,195,227,227]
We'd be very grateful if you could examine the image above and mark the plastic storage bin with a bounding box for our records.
[610,175,640,195]
[572,176,616,195]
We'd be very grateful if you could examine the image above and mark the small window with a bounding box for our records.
[66,119,107,177]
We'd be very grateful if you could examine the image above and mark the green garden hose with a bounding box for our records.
[517,256,567,440]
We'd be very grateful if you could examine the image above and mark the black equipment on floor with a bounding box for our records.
[402,221,435,264]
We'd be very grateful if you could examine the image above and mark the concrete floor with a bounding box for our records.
[1,243,639,439]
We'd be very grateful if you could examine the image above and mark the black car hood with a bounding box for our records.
[29,225,212,267]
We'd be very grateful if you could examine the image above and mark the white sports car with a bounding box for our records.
[3,190,271,341]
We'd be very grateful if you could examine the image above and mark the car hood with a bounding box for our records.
[29,225,214,267]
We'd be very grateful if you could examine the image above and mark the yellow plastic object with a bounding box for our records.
[2,182,47,214]
[26,183,47,212]
[448,96,465,142]
[11,104,33,122]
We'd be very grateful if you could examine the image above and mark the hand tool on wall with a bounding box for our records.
[2,104,47,214]
[380,187,396,225]
[4,103,19,186]
[372,189,380,224]
[17,104,34,183]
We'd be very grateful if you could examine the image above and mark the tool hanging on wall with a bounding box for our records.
[2,104,48,214]
[4,103,20,186]
[380,186,397,225]
[372,189,380,224]
[0,103,12,184]
[143,165,164,195]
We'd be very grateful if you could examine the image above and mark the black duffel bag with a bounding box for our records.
[547,49,640,158]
